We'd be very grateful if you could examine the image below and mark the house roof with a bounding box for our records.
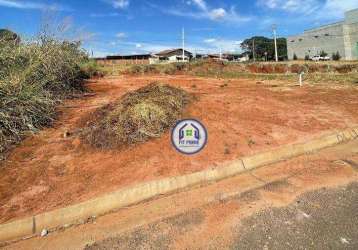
[107,54,151,60]
[154,48,192,57]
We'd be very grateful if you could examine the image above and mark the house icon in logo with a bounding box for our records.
[178,123,200,141]
[171,119,207,155]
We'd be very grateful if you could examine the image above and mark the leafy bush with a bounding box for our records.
[161,64,177,75]
[143,64,158,74]
[0,33,92,156]
[174,62,186,71]
[0,29,20,45]
[320,50,328,57]
[305,55,310,60]
[332,51,341,61]
[80,60,106,78]
[127,65,143,74]
[127,62,191,75]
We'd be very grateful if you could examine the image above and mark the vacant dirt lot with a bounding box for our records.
[0,75,357,223]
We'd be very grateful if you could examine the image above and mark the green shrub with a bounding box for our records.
[161,64,177,75]
[174,62,186,71]
[332,51,341,61]
[0,29,20,45]
[128,64,143,74]
[0,33,91,156]
[320,50,328,57]
[143,64,158,73]
[80,60,106,78]
[293,53,298,60]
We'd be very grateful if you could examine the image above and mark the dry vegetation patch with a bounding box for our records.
[0,36,105,157]
[82,83,191,149]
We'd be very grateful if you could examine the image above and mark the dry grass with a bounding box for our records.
[0,35,104,157]
[82,82,191,149]
[111,60,357,85]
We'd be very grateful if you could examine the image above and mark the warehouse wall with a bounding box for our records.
[287,22,345,60]
[287,8,358,61]
[344,9,358,60]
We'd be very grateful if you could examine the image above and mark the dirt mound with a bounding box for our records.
[82,82,191,148]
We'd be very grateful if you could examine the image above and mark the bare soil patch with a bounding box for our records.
[3,140,358,249]
[0,75,357,223]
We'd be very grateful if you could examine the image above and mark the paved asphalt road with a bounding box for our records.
[86,182,358,250]
[231,182,358,250]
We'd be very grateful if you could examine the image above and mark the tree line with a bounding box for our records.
[240,36,287,61]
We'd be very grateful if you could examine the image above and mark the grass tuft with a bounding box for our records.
[82,82,191,149]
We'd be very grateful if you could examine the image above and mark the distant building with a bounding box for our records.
[287,8,358,60]
[150,49,192,64]
[95,54,151,65]
[206,53,248,62]
[238,53,250,62]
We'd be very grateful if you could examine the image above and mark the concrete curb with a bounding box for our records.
[1,126,357,243]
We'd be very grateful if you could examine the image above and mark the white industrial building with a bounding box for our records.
[287,8,358,60]
[149,49,192,64]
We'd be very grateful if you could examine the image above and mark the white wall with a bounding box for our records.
[287,8,358,60]
[344,9,358,60]
[287,23,346,60]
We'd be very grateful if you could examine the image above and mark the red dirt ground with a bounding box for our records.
[4,140,358,250]
[0,75,357,223]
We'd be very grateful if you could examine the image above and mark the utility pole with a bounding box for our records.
[218,37,222,60]
[219,45,222,60]
[272,24,278,62]
[252,39,255,62]
[182,27,185,62]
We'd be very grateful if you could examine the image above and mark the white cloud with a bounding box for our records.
[116,32,127,39]
[104,40,166,54]
[0,0,69,11]
[113,0,129,9]
[258,0,358,18]
[104,0,129,9]
[92,50,114,58]
[263,0,278,9]
[209,8,226,20]
[321,0,358,18]
[87,38,244,57]
[203,38,243,53]
[258,0,320,14]
[204,38,217,43]
[192,0,207,11]
[90,12,120,17]
[165,2,251,24]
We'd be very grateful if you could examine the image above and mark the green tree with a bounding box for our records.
[240,36,287,61]
[320,50,328,57]
[293,53,298,60]
[0,29,20,45]
[332,51,341,61]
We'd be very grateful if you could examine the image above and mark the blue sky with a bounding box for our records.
[1,0,358,56]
